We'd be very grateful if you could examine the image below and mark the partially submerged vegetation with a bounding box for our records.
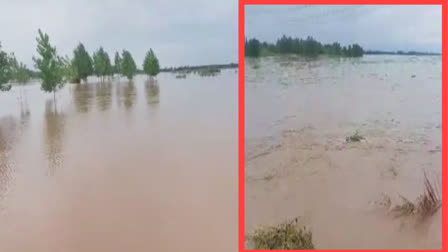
[170,65,228,78]
[250,219,315,250]
[162,63,237,73]
[197,67,220,77]
[175,73,187,79]
[0,29,161,95]
[245,35,364,58]
[0,42,35,91]
[378,171,441,221]
[345,131,364,143]
[1,33,234,94]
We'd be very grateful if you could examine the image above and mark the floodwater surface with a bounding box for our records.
[0,71,237,251]
[245,55,441,249]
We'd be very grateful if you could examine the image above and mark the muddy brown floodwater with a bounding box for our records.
[245,55,442,249]
[0,71,237,251]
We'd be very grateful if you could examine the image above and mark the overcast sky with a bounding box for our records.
[0,0,237,69]
[245,5,441,53]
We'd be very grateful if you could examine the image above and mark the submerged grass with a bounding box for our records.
[251,219,315,250]
[346,130,364,143]
[415,171,441,219]
[387,171,441,221]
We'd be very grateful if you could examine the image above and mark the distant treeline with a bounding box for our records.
[365,50,441,56]
[161,63,238,72]
[245,35,364,58]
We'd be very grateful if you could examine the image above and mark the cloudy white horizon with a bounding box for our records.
[0,0,238,70]
[245,5,442,54]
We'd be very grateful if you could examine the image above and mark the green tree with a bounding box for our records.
[113,51,121,76]
[33,29,64,100]
[351,44,364,57]
[72,43,93,83]
[14,62,31,85]
[143,49,160,78]
[245,38,261,57]
[93,47,108,81]
[121,50,137,81]
[104,52,112,79]
[59,55,78,84]
[0,43,14,91]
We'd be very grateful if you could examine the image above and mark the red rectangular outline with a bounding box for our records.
[238,1,447,251]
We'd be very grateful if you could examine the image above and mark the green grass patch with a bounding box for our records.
[251,219,315,250]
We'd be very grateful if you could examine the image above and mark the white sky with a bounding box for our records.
[0,0,238,69]
[245,5,442,53]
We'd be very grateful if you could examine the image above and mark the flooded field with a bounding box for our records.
[245,55,441,249]
[0,71,237,251]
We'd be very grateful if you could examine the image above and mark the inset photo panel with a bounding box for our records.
[239,2,446,250]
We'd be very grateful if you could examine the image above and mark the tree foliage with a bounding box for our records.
[0,42,15,91]
[104,52,112,77]
[114,51,121,75]
[59,55,78,83]
[244,38,261,57]
[93,47,110,81]
[33,29,64,94]
[143,49,160,77]
[245,35,364,58]
[14,62,31,85]
[121,50,137,80]
[72,43,93,83]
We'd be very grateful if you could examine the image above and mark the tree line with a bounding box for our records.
[1,29,160,95]
[161,63,238,73]
[245,35,364,58]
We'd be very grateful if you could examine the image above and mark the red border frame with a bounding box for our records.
[238,2,447,251]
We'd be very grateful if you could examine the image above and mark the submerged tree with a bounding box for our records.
[33,29,64,100]
[113,51,121,76]
[72,43,93,83]
[121,50,137,81]
[59,55,78,84]
[104,52,112,79]
[93,47,108,81]
[0,42,14,91]
[14,62,31,87]
[143,49,160,78]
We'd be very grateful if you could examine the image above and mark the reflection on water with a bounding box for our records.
[0,108,29,198]
[0,116,17,197]
[19,98,31,126]
[116,81,136,110]
[95,82,113,111]
[44,100,65,174]
[0,71,237,252]
[145,79,160,105]
[73,83,94,113]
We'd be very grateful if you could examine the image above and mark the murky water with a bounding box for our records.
[0,71,237,251]
[245,55,441,249]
